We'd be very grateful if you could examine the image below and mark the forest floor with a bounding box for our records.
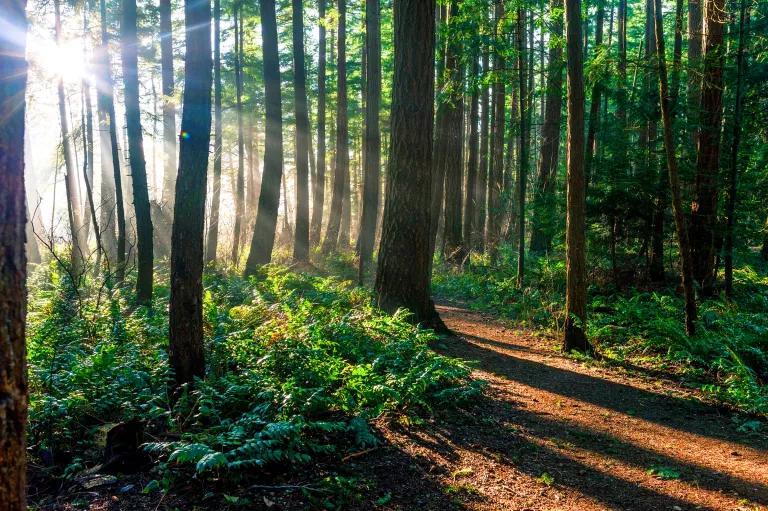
[30,303,768,511]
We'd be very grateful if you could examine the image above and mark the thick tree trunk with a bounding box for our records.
[0,1,28,504]
[487,0,506,263]
[375,0,437,325]
[122,0,154,302]
[292,0,311,262]
[54,0,86,276]
[169,0,212,387]
[463,54,480,259]
[516,7,530,287]
[530,0,564,254]
[311,0,327,247]
[653,0,696,334]
[231,9,245,264]
[723,0,748,298]
[322,0,348,254]
[475,51,490,252]
[244,0,284,271]
[690,0,725,297]
[441,0,465,266]
[563,0,589,352]
[96,0,125,277]
[357,0,381,280]
[205,0,222,264]
[160,0,177,208]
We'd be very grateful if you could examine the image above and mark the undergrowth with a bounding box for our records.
[27,262,480,484]
[432,247,768,416]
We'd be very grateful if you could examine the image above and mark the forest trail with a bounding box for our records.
[362,304,768,511]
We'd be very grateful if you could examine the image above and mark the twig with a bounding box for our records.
[249,484,331,494]
[341,447,377,462]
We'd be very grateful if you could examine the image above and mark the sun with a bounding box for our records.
[27,32,88,83]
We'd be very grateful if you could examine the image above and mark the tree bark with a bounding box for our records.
[244,0,284,271]
[516,6,530,287]
[0,0,28,504]
[690,0,725,296]
[585,0,605,184]
[357,0,381,280]
[475,50,490,252]
[530,0,564,254]
[687,0,703,142]
[563,0,589,352]
[231,8,245,264]
[169,0,212,386]
[441,0,466,266]
[463,53,480,259]
[322,0,348,254]
[205,0,223,264]
[292,0,311,262]
[122,0,154,303]
[311,0,327,247]
[375,0,437,325]
[653,0,696,334]
[723,0,748,298]
[488,0,506,263]
[160,0,177,208]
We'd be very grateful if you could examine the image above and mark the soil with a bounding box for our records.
[29,304,768,511]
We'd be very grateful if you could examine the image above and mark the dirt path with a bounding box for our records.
[359,304,768,511]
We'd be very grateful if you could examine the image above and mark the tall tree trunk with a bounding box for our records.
[96,0,125,277]
[723,0,748,298]
[357,0,381,280]
[54,0,86,276]
[563,0,589,352]
[463,53,480,258]
[375,0,437,325]
[292,0,311,262]
[122,0,154,303]
[690,0,725,296]
[169,0,212,386]
[311,0,327,247]
[322,0,348,254]
[585,0,605,183]
[530,0,564,253]
[428,5,449,263]
[205,0,222,264]
[516,7,530,287]
[488,0,506,263]
[231,8,245,264]
[0,0,28,504]
[687,0,703,142]
[475,50,490,252]
[653,0,696,335]
[441,0,466,266]
[670,0,684,107]
[244,0,284,271]
[160,0,177,208]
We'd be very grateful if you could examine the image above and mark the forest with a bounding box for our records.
[1,0,767,508]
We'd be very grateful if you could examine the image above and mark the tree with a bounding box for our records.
[516,6,530,287]
[292,0,311,262]
[563,0,589,352]
[231,7,245,264]
[375,0,437,324]
[723,0,748,298]
[54,0,86,275]
[0,1,28,505]
[160,0,177,207]
[322,0,349,254]
[96,0,126,276]
[487,0,506,263]
[440,0,466,266]
[168,0,213,386]
[652,0,696,335]
[310,0,327,247]
[122,0,154,303]
[475,50,491,252]
[463,53,480,258]
[244,0,284,271]
[690,0,725,296]
[205,0,223,264]
[529,0,564,253]
[357,0,382,281]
